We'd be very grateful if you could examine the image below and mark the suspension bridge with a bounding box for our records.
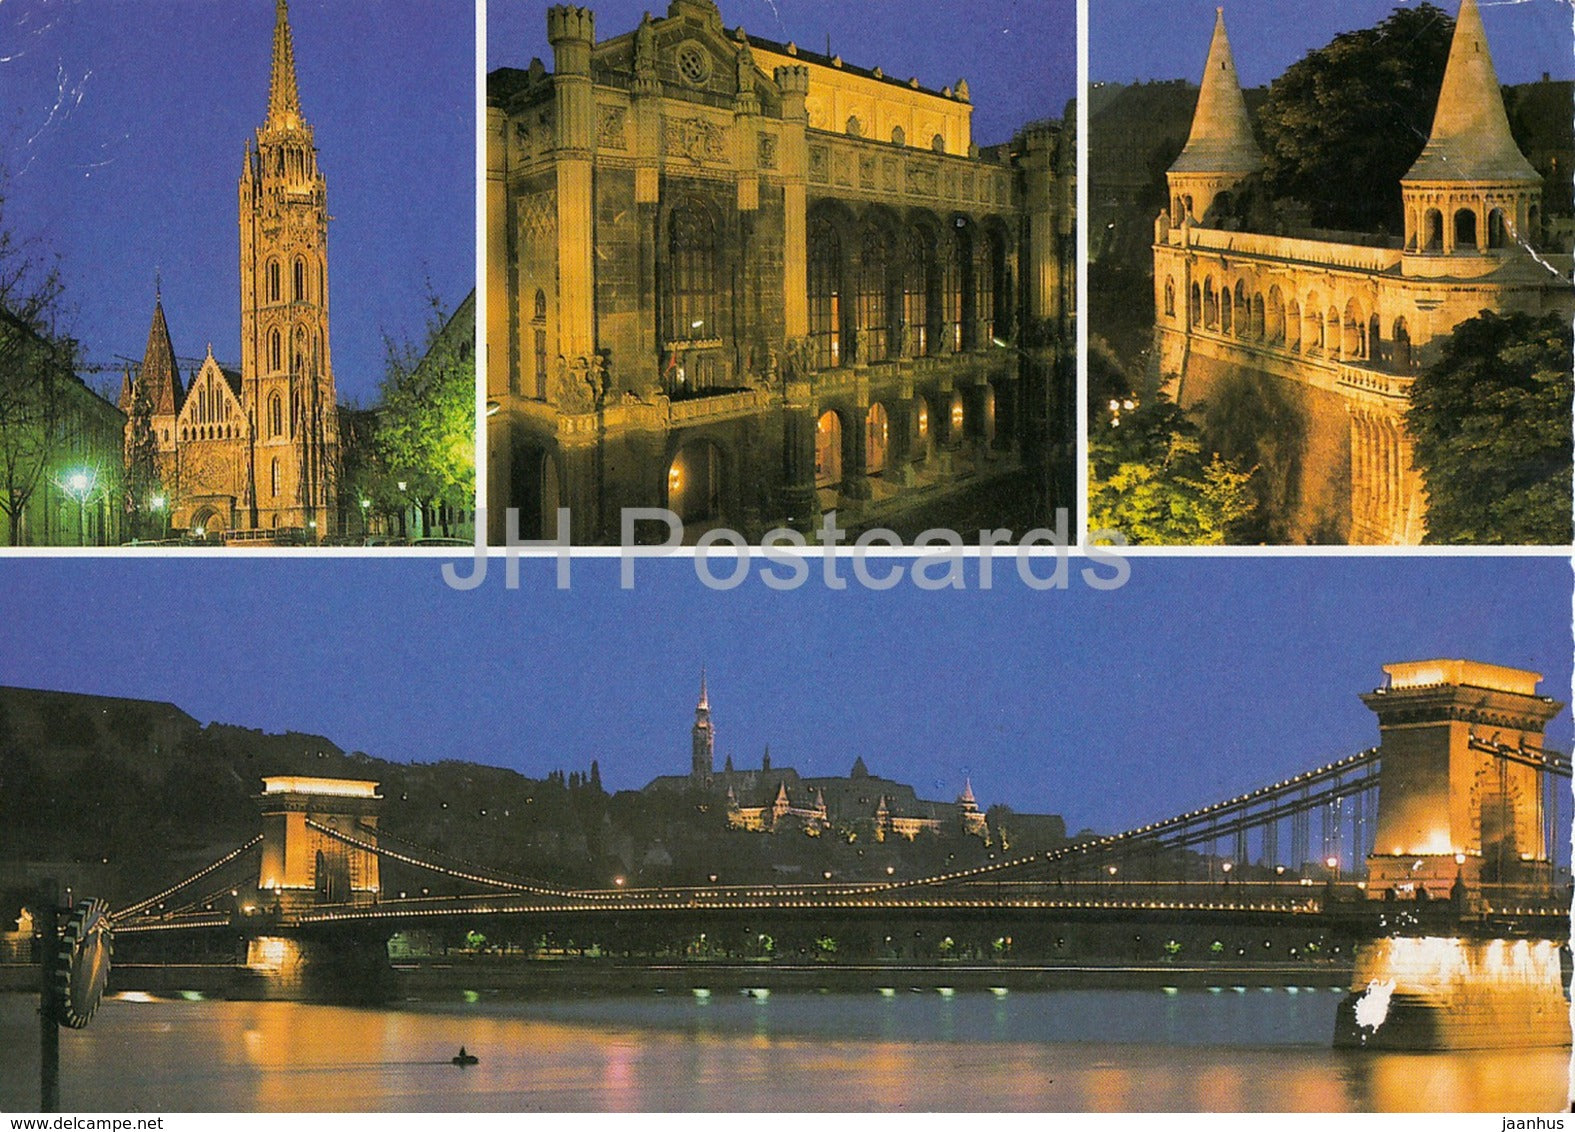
[52,660,1575,1048]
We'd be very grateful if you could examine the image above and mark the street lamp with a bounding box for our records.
[359,497,371,537]
[150,494,169,540]
[60,469,97,546]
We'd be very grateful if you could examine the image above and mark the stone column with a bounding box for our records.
[549,6,596,362]
[776,66,810,342]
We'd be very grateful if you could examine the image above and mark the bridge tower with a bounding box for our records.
[255,776,382,914]
[1362,660,1563,900]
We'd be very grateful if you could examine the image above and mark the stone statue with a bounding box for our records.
[634,13,656,78]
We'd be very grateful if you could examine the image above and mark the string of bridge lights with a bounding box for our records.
[112,835,263,922]
[883,749,1385,893]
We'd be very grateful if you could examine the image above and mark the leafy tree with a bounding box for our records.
[1087,344,1255,545]
[0,189,73,545]
[372,292,475,537]
[1407,310,1573,544]
[1257,4,1455,233]
[123,374,164,540]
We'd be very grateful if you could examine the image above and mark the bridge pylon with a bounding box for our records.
[254,776,383,917]
[1361,660,1564,904]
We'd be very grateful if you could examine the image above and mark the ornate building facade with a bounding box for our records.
[121,0,339,540]
[1152,0,1573,544]
[487,0,1073,543]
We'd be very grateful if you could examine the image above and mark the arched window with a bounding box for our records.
[1190,282,1202,326]
[1453,208,1477,251]
[270,329,282,372]
[815,411,842,487]
[866,403,889,475]
[667,203,717,346]
[900,229,931,357]
[1164,277,1175,318]
[270,457,280,499]
[268,393,283,438]
[891,125,905,147]
[267,260,281,303]
[1392,317,1412,371]
[857,222,890,362]
[534,289,548,320]
[293,257,306,301]
[807,216,842,370]
[942,222,968,352]
[1487,209,1507,249]
[1423,209,1443,253]
[970,234,995,344]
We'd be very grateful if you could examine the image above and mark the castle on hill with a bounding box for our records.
[643,672,1047,842]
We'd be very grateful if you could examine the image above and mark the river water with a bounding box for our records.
[1,987,1567,1112]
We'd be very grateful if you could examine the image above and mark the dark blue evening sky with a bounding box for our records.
[487,0,1077,145]
[1091,0,1574,87]
[0,555,1567,836]
[1,0,475,406]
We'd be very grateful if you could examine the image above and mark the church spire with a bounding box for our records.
[265,0,305,131]
[698,665,709,712]
[1171,8,1262,176]
[137,292,182,416]
[1404,0,1538,184]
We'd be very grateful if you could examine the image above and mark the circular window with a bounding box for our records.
[676,42,711,86]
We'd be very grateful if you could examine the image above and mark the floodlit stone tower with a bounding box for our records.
[691,669,716,783]
[1362,660,1563,899]
[240,0,339,533]
[255,776,382,913]
[1166,8,1262,226]
[1400,0,1543,265]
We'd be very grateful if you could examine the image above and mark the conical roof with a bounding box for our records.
[137,298,181,416]
[1404,0,1537,183]
[1170,9,1263,176]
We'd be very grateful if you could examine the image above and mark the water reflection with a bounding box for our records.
[0,990,1564,1112]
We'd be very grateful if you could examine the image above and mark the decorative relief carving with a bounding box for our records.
[518,190,558,240]
[758,132,778,169]
[833,151,854,186]
[882,159,898,192]
[859,154,876,188]
[597,105,627,150]
[664,117,727,163]
[907,164,936,195]
[808,146,828,183]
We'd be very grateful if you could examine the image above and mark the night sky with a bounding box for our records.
[0,0,475,407]
[487,0,1079,146]
[1091,0,1575,87]
[0,555,1567,837]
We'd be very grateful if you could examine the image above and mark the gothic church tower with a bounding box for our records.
[240,0,339,533]
[691,669,715,783]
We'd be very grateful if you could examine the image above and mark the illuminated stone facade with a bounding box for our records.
[1362,659,1564,900]
[1152,1,1573,544]
[121,0,340,540]
[487,0,1073,543]
[255,776,382,913]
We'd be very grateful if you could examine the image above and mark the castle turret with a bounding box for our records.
[1167,8,1263,226]
[1401,0,1542,259]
